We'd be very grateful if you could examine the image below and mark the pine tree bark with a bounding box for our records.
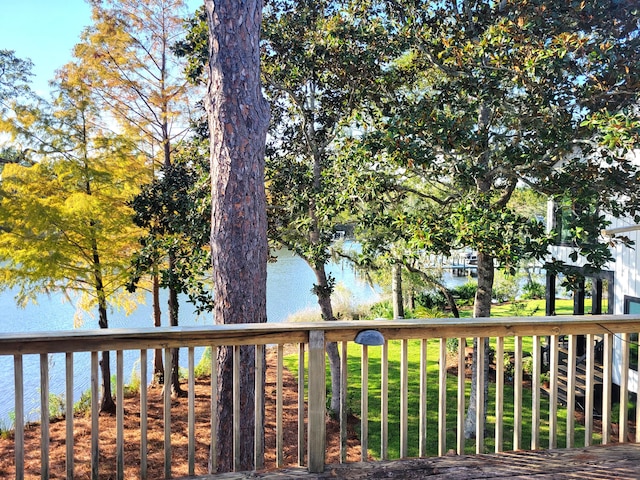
[205,0,270,472]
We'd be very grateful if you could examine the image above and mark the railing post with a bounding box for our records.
[308,330,326,473]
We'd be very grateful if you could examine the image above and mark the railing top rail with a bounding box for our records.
[1,315,639,355]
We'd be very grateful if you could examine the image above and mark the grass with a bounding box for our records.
[349,340,603,458]
[285,298,611,460]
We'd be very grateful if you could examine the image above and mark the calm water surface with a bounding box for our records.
[0,247,380,426]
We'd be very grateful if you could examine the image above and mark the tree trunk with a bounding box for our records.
[312,264,341,416]
[205,0,270,472]
[402,262,460,318]
[152,272,164,384]
[391,263,404,319]
[97,290,115,413]
[91,231,115,414]
[167,253,184,396]
[440,285,460,318]
[464,251,494,439]
[168,283,184,397]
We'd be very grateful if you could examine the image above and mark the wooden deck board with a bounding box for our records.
[186,443,640,479]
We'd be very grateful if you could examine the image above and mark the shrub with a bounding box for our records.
[508,301,527,316]
[74,389,92,416]
[48,392,66,420]
[451,282,477,305]
[522,281,546,300]
[522,355,534,377]
[492,273,519,303]
[286,307,323,322]
[195,347,212,378]
[368,300,394,319]
[0,413,15,439]
[446,338,459,355]
[416,290,447,310]
[125,360,141,396]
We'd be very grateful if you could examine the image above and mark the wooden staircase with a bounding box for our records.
[542,336,605,414]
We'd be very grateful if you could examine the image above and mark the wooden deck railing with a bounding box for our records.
[0,315,639,479]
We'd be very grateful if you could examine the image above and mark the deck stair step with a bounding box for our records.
[542,336,605,413]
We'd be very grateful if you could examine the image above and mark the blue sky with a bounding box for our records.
[0,0,201,96]
[0,0,93,95]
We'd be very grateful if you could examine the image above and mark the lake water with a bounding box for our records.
[0,246,383,426]
[0,246,472,427]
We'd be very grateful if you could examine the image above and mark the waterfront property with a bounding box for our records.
[0,315,639,479]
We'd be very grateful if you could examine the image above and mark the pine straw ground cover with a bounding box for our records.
[0,349,362,479]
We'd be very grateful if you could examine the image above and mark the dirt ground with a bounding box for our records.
[0,350,362,479]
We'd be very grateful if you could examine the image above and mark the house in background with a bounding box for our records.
[545,149,640,393]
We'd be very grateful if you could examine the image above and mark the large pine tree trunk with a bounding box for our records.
[205,0,270,472]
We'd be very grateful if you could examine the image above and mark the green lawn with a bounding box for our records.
[285,298,609,459]
[337,340,598,459]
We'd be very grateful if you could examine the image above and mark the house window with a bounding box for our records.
[552,197,599,247]
[624,295,640,371]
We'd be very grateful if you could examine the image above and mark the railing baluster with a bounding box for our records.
[400,339,408,458]
[602,333,613,445]
[233,344,241,471]
[308,330,326,473]
[361,344,369,461]
[40,353,50,479]
[419,338,427,457]
[1,315,640,477]
[140,349,148,480]
[566,335,576,448]
[585,334,594,446]
[91,351,99,480]
[495,336,504,453]
[188,347,196,476]
[14,354,24,480]
[457,337,465,455]
[619,333,629,443]
[339,341,347,464]
[210,346,217,473]
[476,337,486,454]
[116,350,124,480]
[549,335,559,449]
[514,336,523,451]
[255,345,265,470]
[438,338,447,456]
[164,347,172,478]
[380,340,389,461]
[277,344,284,467]
[65,352,74,480]
[297,342,305,467]
[531,336,541,450]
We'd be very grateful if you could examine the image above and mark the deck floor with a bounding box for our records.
[192,443,640,479]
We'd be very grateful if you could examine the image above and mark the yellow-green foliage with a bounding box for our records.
[194,347,214,378]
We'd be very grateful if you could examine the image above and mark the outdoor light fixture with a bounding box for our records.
[354,329,385,346]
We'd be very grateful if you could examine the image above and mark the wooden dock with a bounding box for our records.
[196,443,640,479]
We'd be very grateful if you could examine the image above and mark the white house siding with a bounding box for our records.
[604,216,640,390]
[546,150,640,390]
